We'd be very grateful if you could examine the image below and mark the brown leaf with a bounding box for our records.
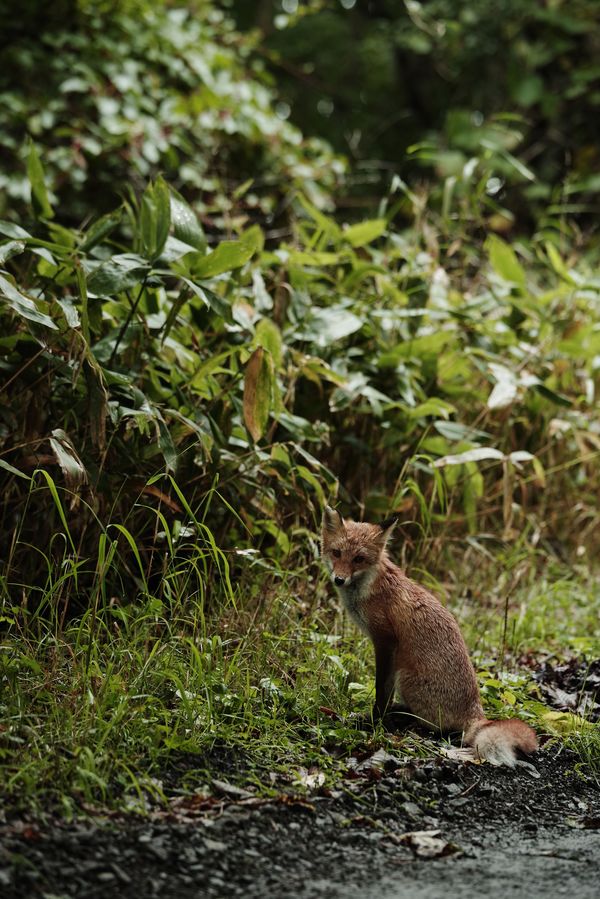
[243,346,272,442]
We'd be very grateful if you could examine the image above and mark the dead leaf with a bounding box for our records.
[294,767,326,790]
[211,779,254,799]
[400,829,461,859]
[439,746,479,764]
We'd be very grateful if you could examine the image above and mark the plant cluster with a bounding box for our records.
[1,0,599,811]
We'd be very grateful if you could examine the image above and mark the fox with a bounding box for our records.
[321,505,538,767]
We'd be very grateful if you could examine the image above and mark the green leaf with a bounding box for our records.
[182,278,231,320]
[405,398,456,419]
[0,273,58,329]
[0,240,26,265]
[253,318,283,367]
[243,347,273,441]
[299,306,363,346]
[0,221,31,240]
[157,419,178,473]
[79,209,123,253]
[532,384,572,407]
[0,459,31,480]
[86,255,149,296]
[139,177,171,261]
[485,235,526,289]
[170,189,205,251]
[343,218,387,247]
[27,140,54,219]
[192,226,263,279]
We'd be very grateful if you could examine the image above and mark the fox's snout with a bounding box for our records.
[334,575,346,587]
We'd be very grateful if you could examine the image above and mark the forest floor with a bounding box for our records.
[1,658,599,899]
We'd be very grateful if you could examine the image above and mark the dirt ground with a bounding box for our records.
[1,657,599,898]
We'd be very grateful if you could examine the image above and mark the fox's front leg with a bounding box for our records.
[373,640,396,721]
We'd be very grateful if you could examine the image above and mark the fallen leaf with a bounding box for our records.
[294,767,326,790]
[400,829,461,859]
[439,747,479,764]
[211,779,254,799]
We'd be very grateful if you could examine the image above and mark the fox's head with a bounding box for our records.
[320,505,397,591]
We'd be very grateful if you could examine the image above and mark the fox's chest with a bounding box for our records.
[337,573,377,635]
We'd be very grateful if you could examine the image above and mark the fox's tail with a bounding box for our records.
[465,718,538,767]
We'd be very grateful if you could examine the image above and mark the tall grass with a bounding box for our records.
[2,481,598,812]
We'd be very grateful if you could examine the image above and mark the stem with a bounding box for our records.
[109,276,148,366]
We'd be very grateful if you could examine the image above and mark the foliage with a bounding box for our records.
[1,0,599,812]
[248,0,600,232]
[0,0,341,224]
[2,153,600,603]
[2,550,598,810]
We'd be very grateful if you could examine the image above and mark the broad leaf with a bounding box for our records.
[49,429,88,489]
[193,226,263,279]
[343,218,387,247]
[27,140,54,219]
[487,363,518,410]
[253,318,283,366]
[485,235,526,289]
[79,209,123,252]
[0,274,58,329]
[170,189,205,250]
[86,255,150,296]
[243,347,273,441]
[0,240,25,265]
[139,177,171,261]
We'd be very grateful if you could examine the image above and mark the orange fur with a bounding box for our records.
[321,506,538,767]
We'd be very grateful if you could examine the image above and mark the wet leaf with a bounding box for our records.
[0,273,58,329]
[193,226,263,279]
[49,429,88,491]
[170,189,205,251]
[0,240,26,265]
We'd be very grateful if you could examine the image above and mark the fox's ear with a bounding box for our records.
[322,505,345,535]
[377,513,398,545]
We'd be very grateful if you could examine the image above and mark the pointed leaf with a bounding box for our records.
[27,140,54,219]
[49,429,88,490]
[79,209,123,252]
[0,459,31,480]
[485,235,526,289]
[243,347,273,441]
[0,240,26,265]
[343,218,387,247]
[433,448,505,467]
[139,177,171,261]
[0,274,58,329]
[253,318,283,367]
[193,226,263,279]
[487,363,518,410]
[170,189,205,250]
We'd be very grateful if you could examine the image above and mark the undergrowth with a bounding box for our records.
[2,507,598,814]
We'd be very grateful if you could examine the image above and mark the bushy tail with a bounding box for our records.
[465,718,538,767]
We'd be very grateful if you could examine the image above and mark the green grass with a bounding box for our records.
[1,540,599,814]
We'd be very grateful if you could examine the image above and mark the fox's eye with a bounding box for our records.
[332,549,341,558]
[353,554,365,564]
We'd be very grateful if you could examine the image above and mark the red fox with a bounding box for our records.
[321,506,538,766]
